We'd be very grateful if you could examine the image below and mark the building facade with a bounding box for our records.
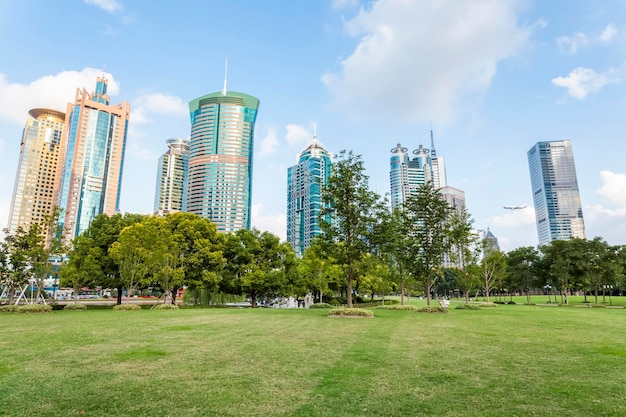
[57,76,130,239]
[286,135,332,257]
[187,90,259,232]
[7,108,66,239]
[389,143,432,208]
[527,140,585,245]
[154,138,189,215]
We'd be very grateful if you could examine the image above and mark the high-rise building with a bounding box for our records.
[440,186,465,213]
[389,143,432,208]
[7,108,66,240]
[527,140,585,244]
[286,131,332,256]
[57,76,130,239]
[187,87,259,232]
[154,138,189,215]
[429,129,447,189]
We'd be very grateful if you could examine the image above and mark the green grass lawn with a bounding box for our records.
[0,304,625,417]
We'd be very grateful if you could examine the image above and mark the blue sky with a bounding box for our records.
[1,0,626,251]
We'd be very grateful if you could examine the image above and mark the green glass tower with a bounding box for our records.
[187,88,259,232]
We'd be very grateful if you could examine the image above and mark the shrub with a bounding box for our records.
[17,304,52,313]
[507,301,516,305]
[479,302,498,308]
[328,299,340,306]
[0,305,19,313]
[153,303,179,310]
[63,303,87,311]
[113,304,142,311]
[310,303,333,309]
[455,304,481,310]
[328,308,374,318]
[377,304,417,311]
[494,301,506,304]
[417,306,448,313]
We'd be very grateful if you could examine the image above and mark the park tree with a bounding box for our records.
[539,239,584,304]
[401,183,452,306]
[481,247,507,303]
[577,237,622,305]
[163,212,226,301]
[223,229,294,307]
[505,246,540,304]
[63,213,146,304]
[299,237,340,303]
[446,206,481,304]
[320,150,382,307]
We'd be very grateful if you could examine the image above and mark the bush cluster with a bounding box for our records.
[417,306,448,313]
[113,304,142,311]
[0,305,19,313]
[328,299,341,306]
[377,304,417,311]
[310,303,333,309]
[17,304,52,313]
[63,303,87,311]
[153,303,179,310]
[479,302,498,308]
[455,304,481,310]
[507,301,516,305]
[328,308,374,318]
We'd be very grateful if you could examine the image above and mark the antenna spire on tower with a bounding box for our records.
[430,125,437,158]
[313,122,317,141]
[221,59,228,96]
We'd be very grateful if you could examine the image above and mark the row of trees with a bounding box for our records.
[1,150,624,307]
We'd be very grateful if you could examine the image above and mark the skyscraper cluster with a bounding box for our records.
[7,75,130,242]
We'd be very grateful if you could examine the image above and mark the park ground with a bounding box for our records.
[0,297,625,417]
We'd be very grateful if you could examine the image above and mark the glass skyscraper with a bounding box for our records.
[286,134,332,256]
[7,108,66,241]
[528,140,585,245]
[389,143,433,208]
[187,89,259,232]
[57,76,130,240]
[154,138,189,215]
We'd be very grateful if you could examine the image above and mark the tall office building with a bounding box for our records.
[154,138,189,215]
[390,143,432,208]
[7,108,66,240]
[528,140,585,245]
[286,131,332,256]
[57,75,130,239]
[440,186,465,213]
[429,130,447,189]
[187,86,259,232]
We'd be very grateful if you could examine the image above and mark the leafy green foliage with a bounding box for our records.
[112,304,141,311]
[153,303,179,310]
[328,307,374,317]
[455,304,481,310]
[377,304,417,310]
[0,305,19,313]
[309,303,333,309]
[16,304,52,313]
[417,306,448,313]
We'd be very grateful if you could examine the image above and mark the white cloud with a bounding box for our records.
[323,0,530,124]
[489,206,535,228]
[251,203,286,241]
[258,125,279,158]
[131,92,187,125]
[331,0,359,10]
[597,170,626,207]
[599,24,617,43]
[286,124,312,148]
[556,32,589,54]
[84,0,122,14]
[0,68,120,125]
[551,67,610,99]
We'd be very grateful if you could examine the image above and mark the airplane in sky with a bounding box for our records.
[503,205,528,210]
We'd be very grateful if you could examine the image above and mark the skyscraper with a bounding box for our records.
[7,108,66,240]
[429,130,447,189]
[57,75,130,239]
[154,138,189,215]
[389,143,432,208]
[528,140,585,245]
[187,87,259,232]
[287,131,332,256]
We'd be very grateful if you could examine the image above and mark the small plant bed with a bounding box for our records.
[17,304,52,314]
[309,303,333,309]
[377,304,417,311]
[417,306,448,313]
[112,304,142,311]
[328,308,374,318]
[0,305,19,313]
[63,303,87,311]
[153,303,179,310]
[455,304,481,310]
[478,302,498,308]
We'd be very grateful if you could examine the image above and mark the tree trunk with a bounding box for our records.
[346,276,353,308]
[116,286,123,305]
[594,285,599,306]
[251,292,257,308]
[464,291,470,304]
[400,281,405,305]
[426,282,432,306]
